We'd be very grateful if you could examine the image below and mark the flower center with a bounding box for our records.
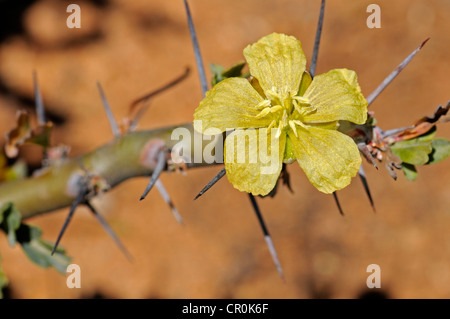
[255,86,316,138]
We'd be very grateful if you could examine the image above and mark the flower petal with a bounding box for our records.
[194,78,274,134]
[243,33,306,96]
[224,128,286,196]
[289,125,361,194]
[298,71,312,96]
[303,69,368,124]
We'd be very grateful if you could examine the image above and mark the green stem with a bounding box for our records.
[0,123,211,219]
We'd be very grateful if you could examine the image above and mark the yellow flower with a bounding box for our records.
[194,33,368,196]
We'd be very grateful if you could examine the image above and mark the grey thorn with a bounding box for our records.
[33,71,46,124]
[85,201,133,261]
[155,179,183,225]
[97,82,120,137]
[248,194,284,280]
[366,38,430,106]
[358,165,376,213]
[310,0,326,78]
[332,192,344,216]
[194,168,226,200]
[140,151,166,201]
[183,0,208,96]
[51,185,86,255]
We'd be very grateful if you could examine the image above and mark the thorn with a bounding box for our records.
[358,165,376,213]
[309,0,326,78]
[332,192,344,216]
[140,151,166,201]
[33,71,46,124]
[129,67,190,130]
[51,185,86,255]
[85,201,133,261]
[194,168,226,200]
[183,0,208,96]
[155,179,183,224]
[367,38,430,106]
[248,194,284,280]
[97,82,120,137]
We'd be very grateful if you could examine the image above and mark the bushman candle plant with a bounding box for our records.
[0,0,448,296]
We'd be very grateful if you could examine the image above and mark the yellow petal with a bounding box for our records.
[311,121,340,130]
[194,78,274,134]
[243,33,306,96]
[289,125,361,194]
[298,71,312,96]
[224,128,286,196]
[302,69,368,125]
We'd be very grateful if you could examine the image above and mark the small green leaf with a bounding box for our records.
[222,61,246,78]
[428,138,450,164]
[210,61,247,87]
[391,129,436,165]
[210,63,225,87]
[16,224,71,274]
[0,202,71,274]
[401,163,418,181]
[21,238,71,274]
[0,203,21,247]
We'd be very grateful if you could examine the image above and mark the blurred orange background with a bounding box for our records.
[0,0,449,298]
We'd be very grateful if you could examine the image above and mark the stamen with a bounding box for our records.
[275,111,288,138]
[289,121,298,137]
[292,96,311,105]
[256,107,271,118]
[256,105,283,118]
[256,100,271,109]
[281,110,288,127]
[267,120,276,130]
[289,90,298,98]
[292,120,309,129]
[265,87,280,100]
[270,105,283,113]
[292,100,302,114]
[275,125,282,138]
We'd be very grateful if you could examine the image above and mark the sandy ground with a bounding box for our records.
[0,0,449,298]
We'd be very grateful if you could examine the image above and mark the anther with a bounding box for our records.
[292,100,302,114]
[256,100,271,109]
[292,120,309,129]
[275,125,282,139]
[270,105,283,113]
[289,121,298,137]
[267,120,276,130]
[292,96,311,105]
[256,107,271,118]
[265,87,280,100]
